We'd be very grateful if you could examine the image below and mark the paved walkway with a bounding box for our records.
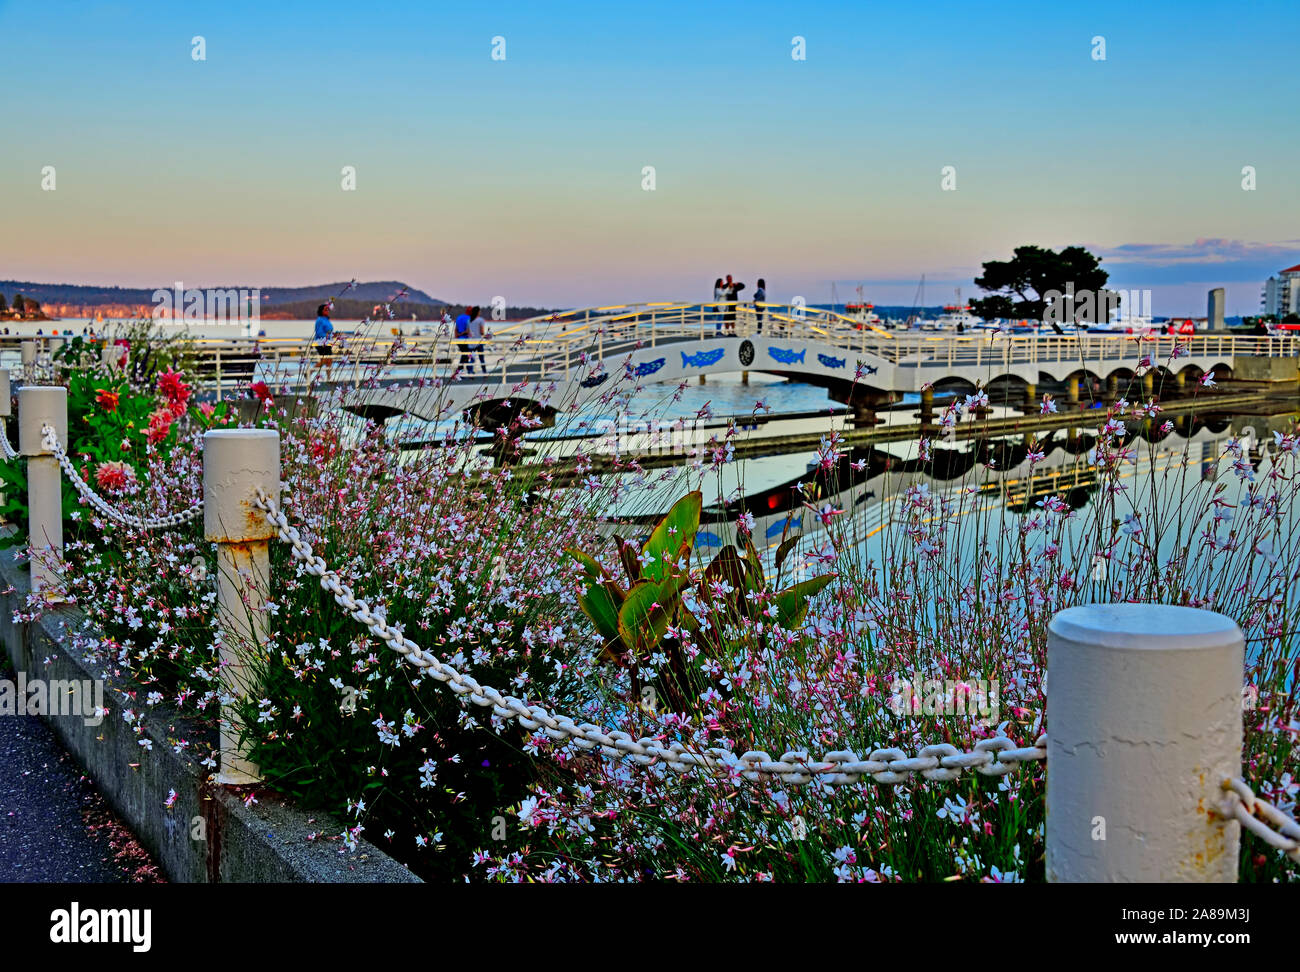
[0,661,160,882]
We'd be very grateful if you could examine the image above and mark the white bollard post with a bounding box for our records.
[18,386,68,595]
[20,341,36,378]
[1046,603,1243,882]
[203,428,280,785]
[101,341,123,374]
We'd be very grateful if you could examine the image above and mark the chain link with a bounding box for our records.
[1221,777,1300,863]
[1,426,17,461]
[255,487,1047,787]
[39,424,203,531]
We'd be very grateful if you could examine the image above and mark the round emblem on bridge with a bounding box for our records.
[739,340,755,367]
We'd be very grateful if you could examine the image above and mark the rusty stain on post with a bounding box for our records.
[203,429,280,786]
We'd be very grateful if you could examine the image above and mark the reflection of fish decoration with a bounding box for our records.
[694,530,723,547]
[681,348,725,368]
[579,371,609,388]
[630,357,666,377]
[817,353,846,369]
[767,347,806,365]
[765,516,803,539]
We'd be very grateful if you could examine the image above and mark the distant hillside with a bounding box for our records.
[0,279,439,307]
[0,280,560,321]
[264,297,561,321]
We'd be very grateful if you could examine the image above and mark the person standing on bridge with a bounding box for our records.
[753,278,766,333]
[313,303,336,380]
[468,305,488,374]
[455,306,473,373]
[712,278,725,334]
[723,275,745,333]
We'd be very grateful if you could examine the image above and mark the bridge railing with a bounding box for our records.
[3,316,1294,394]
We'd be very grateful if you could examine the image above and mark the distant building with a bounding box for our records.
[1262,264,1300,318]
[1207,287,1226,331]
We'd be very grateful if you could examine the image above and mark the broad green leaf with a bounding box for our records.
[577,586,623,659]
[639,491,702,582]
[771,574,835,628]
[617,577,683,657]
[565,548,607,583]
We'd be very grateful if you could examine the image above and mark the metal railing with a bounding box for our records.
[1,311,1295,396]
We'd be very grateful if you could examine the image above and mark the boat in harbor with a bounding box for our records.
[844,285,884,329]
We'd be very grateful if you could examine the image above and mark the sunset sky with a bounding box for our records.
[2,0,1297,315]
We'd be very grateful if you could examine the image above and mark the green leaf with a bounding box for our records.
[577,586,623,657]
[774,534,801,574]
[617,577,679,657]
[639,491,702,582]
[771,574,834,628]
[564,548,607,583]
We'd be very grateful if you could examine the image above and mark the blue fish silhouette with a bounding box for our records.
[631,357,666,377]
[694,530,723,547]
[862,364,879,375]
[681,348,725,368]
[765,516,803,539]
[817,353,846,369]
[580,371,609,388]
[767,347,806,365]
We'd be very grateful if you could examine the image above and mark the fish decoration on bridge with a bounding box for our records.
[580,370,609,388]
[680,348,726,368]
[861,364,879,375]
[766,515,803,539]
[767,347,806,365]
[694,530,723,548]
[627,357,666,378]
[817,353,846,369]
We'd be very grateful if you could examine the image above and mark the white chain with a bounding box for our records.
[1221,777,1300,863]
[40,424,204,531]
[255,488,1047,786]
[1,425,17,461]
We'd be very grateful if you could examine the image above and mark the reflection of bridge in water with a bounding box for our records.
[602,410,1290,558]
[340,301,1297,428]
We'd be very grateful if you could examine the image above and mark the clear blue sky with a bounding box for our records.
[2,0,1296,314]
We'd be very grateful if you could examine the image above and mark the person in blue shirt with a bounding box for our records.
[454,307,474,373]
[314,303,336,378]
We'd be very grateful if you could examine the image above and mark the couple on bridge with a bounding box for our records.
[454,306,489,374]
[711,275,767,335]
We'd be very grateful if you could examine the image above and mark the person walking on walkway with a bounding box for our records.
[468,305,488,374]
[753,278,766,334]
[313,303,336,380]
[455,306,474,373]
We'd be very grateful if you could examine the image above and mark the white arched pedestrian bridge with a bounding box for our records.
[334,301,1296,425]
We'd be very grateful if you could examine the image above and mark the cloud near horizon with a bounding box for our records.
[1096,239,1300,279]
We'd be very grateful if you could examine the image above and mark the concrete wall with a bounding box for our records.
[0,550,419,883]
